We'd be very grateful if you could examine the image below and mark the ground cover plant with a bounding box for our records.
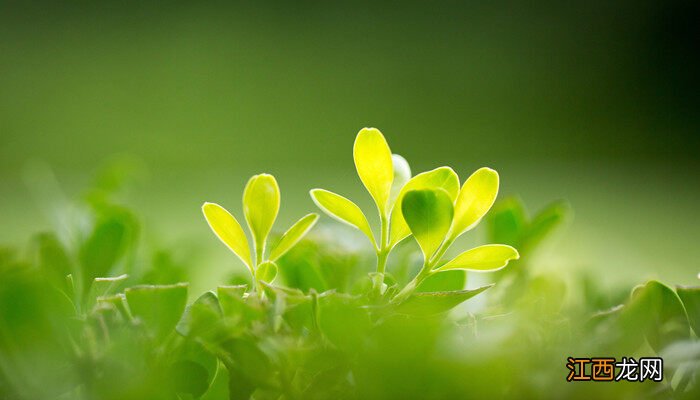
[1,128,699,399]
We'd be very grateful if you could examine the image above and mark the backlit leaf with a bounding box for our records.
[268,213,319,261]
[310,189,376,247]
[449,167,499,240]
[243,174,280,260]
[389,167,460,247]
[389,154,411,205]
[202,202,252,269]
[438,244,519,272]
[353,127,394,213]
[402,189,454,261]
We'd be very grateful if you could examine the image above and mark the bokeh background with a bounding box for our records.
[1,0,699,292]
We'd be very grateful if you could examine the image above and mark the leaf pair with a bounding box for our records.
[311,128,398,250]
[202,174,318,284]
[400,167,519,272]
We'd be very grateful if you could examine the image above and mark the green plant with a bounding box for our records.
[311,128,519,302]
[202,174,319,293]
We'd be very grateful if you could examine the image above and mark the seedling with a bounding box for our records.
[202,174,318,293]
[311,128,519,302]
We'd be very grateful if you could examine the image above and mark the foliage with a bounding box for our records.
[1,128,699,400]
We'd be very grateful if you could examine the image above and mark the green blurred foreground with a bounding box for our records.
[1,150,700,400]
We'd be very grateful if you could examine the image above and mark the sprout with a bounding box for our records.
[202,174,318,292]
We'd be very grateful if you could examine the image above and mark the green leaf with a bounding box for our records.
[125,283,188,341]
[79,213,134,290]
[176,291,222,340]
[522,200,570,252]
[401,189,454,261]
[416,270,466,293]
[449,167,499,240]
[310,189,376,247]
[396,285,493,316]
[268,213,319,261]
[243,174,280,261]
[202,202,252,270]
[620,280,690,353]
[255,261,278,283]
[353,127,394,212]
[438,244,519,272]
[676,286,700,337]
[389,167,460,247]
[389,154,411,205]
[486,196,527,247]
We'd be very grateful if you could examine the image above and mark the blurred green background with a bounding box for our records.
[1,0,699,290]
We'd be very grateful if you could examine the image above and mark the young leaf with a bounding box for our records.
[125,283,188,341]
[202,202,252,269]
[255,261,278,283]
[310,189,376,247]
[396,285,493,316]
[389,154,411,204]
[353,127,394,213]
[389,167,460,247]
[243,174,280,260]
[402,189,454,261]
[268,213,319,261]
[449,167,499,240]
[437,244,519,272]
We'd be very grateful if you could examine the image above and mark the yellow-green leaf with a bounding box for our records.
[268,213,319,261]
[255,261,278,283]
[449,167,499,240]
[389,167,460,247]
[389,154,411,205]
[437,244,519,272]
[310,189,376,247]
[243,174,280,260]
[353,128,394,213]
[202,202,252,269]
[402,189,454,261]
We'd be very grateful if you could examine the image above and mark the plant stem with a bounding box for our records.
[376,211,390,274]
[392,236,455,303]
[393,266,432,304]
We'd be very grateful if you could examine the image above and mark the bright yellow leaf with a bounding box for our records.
[202,202,252,270]
[353,128,394,213]
[269,213,319,261]
[449,167,499,240]
[389,167,460,247]
[437,244,519,272]
[243,174,280,261]
[310,189,376,248]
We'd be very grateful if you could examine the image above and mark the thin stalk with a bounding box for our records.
[392,236,456,303]
[376,211,390,274]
